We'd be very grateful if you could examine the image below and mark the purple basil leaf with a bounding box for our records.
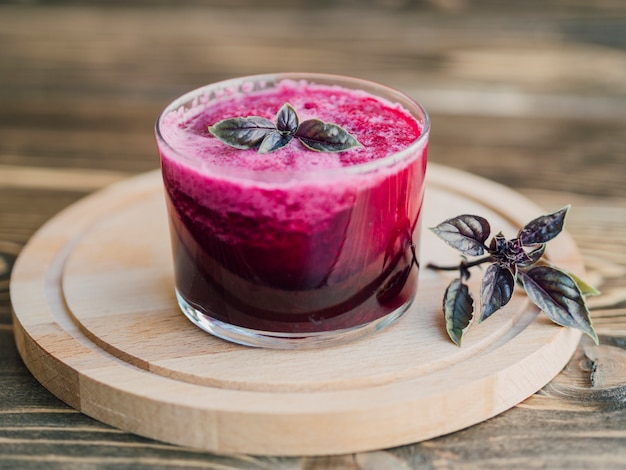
[276,103,299,134]
[208,116,276,149]
[258,131,293,154]
[518,206,569,246]
[520,265,598,344]
[430,215,491,256]
[296,119,362,152]
[517,244,547,267]
[480,264,515,321]
[489,232,506,254]
[443,278,474,346]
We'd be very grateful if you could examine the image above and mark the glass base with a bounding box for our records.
[176,290,412,349]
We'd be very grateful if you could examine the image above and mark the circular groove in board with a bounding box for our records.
[11,164,584,456]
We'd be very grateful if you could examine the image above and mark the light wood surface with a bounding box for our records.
[1,1,625,468]
[11,166,584,455]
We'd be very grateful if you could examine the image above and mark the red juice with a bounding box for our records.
[156,74,429,346]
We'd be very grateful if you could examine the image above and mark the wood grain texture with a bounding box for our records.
[1,1,625,468]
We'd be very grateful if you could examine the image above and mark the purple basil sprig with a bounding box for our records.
[208,103,362,154]
[429,206,599,346]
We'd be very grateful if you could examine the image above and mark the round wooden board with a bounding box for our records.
[11,164,584,456]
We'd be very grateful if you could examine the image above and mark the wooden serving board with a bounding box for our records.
[11,164,584,456]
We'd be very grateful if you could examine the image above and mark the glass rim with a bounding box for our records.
[155,72,430,181]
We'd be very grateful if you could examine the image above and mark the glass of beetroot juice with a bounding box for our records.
[155,73,429,349]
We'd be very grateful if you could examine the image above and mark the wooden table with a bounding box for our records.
[1,2,625,468]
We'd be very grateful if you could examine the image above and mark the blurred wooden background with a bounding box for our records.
[1,1,625,468]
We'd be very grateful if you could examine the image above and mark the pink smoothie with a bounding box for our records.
[157,78,428,334]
